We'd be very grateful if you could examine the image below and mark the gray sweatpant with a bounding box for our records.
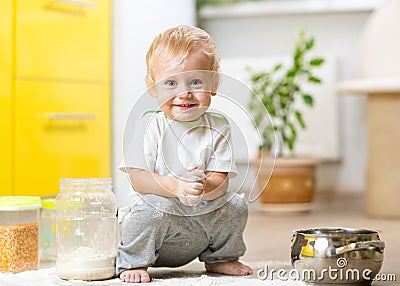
[116,192,248,276]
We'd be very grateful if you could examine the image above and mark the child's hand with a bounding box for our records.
[177,168,206,206]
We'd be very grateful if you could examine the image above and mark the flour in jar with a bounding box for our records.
[56,246,116,281]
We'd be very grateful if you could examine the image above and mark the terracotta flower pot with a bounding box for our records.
[256,154,319,212]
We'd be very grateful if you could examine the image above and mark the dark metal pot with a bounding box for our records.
[291,228,385,285]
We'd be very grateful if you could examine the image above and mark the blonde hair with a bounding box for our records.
[145,25,220,88]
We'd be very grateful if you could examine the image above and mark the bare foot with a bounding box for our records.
[205,260,253,276]
[119,267,151,283]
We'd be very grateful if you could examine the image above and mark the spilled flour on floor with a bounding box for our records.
[159,275,305,285]
[0,262,306,286]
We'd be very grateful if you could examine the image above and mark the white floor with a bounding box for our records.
[1,192,399,285]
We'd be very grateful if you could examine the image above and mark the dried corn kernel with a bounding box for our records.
[0,222,39,272]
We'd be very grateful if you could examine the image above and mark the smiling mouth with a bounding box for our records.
[173,103,198,110]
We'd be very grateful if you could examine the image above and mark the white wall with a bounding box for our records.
[199,1,380,193]
[219,54,339,161]
[112,0,196,207]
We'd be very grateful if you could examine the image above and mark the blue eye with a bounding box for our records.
[190,79,203,86]
[164,80,177,87]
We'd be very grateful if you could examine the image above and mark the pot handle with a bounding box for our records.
[326,240,385,257]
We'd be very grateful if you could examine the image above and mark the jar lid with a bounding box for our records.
[0,196,42,211]
[60,178,112,192]
[60,178,112,185]
[42,198,55,210]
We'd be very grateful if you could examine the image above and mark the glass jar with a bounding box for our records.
[0,196,41,272]
[39,198,56,261]
[56,178,117,280]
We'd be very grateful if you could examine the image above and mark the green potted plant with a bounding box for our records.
[247,30,325,212]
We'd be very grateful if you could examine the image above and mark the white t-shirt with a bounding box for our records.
[120,111,237,178]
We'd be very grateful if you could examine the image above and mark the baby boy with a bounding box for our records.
[117,25,252,283]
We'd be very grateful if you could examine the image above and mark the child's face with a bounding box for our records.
[152,49,216,122]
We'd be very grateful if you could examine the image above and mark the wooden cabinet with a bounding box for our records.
[14,81,111,196]
[0,0,12,195]
[0,0,12,81]
[1,0,111,196]
[15,0,111,81]
[0,80,12,195]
